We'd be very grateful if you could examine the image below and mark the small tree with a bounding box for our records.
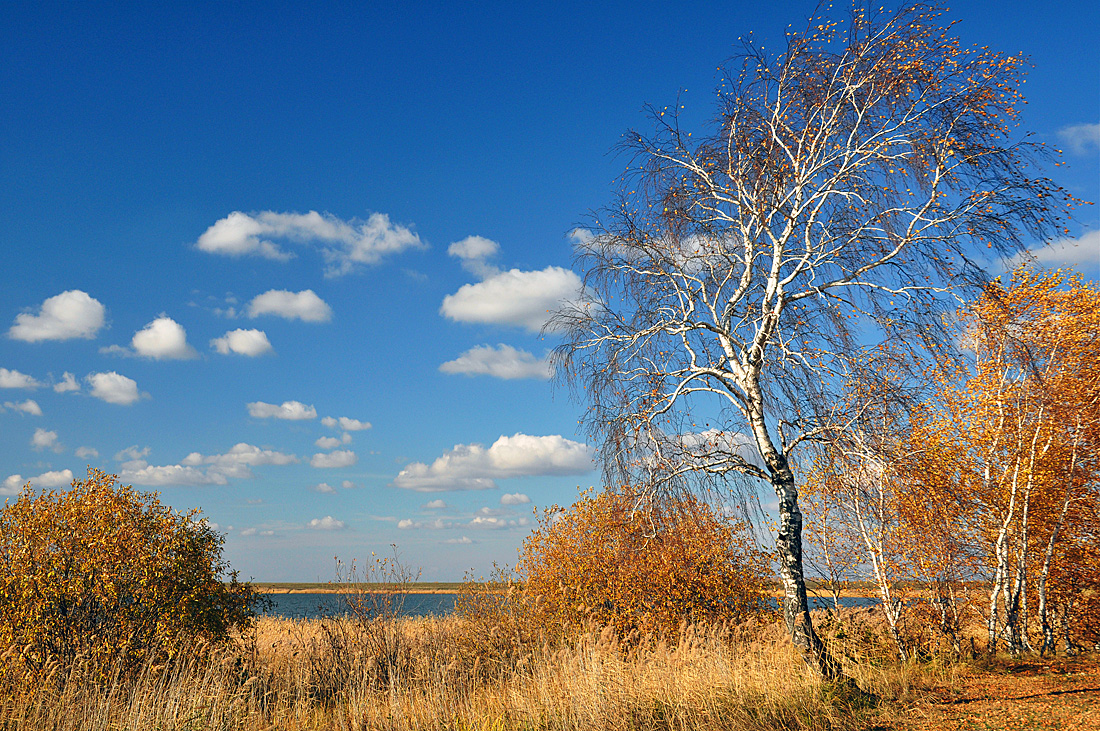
[517,489,769,637]
[0,469,260,671]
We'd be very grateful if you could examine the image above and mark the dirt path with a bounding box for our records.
[880,655,1099,730]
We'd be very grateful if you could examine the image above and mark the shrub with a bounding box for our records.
[517,488,771,637]
[0,469,260,671]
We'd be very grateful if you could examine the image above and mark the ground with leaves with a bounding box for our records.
[880,654,1099,730]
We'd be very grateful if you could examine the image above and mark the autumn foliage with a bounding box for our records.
[0,469,260,671]
[803,266,1100,657]
[517,489,770,637]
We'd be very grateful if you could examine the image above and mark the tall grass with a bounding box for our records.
[0,609,911,731]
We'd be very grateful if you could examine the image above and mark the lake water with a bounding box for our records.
[262,592,458,619]
[260,593,878,620]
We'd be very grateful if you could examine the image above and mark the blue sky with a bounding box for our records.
[2,1,1097,581]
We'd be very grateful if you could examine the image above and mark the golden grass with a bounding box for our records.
[0,610,921,731]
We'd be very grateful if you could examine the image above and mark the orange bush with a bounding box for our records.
[0,469,260,671]
[517,489,770,637]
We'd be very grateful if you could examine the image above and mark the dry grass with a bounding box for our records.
[0,610,898,731]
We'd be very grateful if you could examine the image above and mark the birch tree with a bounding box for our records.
[553,3,1072,675]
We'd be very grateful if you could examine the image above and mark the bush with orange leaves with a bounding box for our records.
[517,489,770,638]
[0,469,260,672]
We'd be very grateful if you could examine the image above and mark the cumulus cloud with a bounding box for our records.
[118,459,228,486]
[1011,230,1100,275]
[31,428,62,452]
[85,372,143,405]
[0,368,42,389]
[1057,123,1100,156]
[53,372,79,393]
[341,480,357,489]
[3,399,42,415]
[422,499,447,509]
[439,344,552,380]
[247,400,317,420]
[180,443,298,480]
[31,469,74,488]
[444,536,475,544]
[320,416,371,431]
[120,316,198,359]
[8,290,106,342]
[315,435,347,449]
[440,266,583,332]
[1,474,24,495]
[211,328,274,356]
[3,470,75,494]
[246,289,333,322]
[308,516,347,531]
[196,210,425,275]
[313,482,337,494]
[500,492,531,506]
[114,445,151,461]
[310,449,358,468]
[393,433,592,492]
[448,235,501,278]
[75,446,99,459]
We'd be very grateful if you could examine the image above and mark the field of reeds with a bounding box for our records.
[0,605,963,731]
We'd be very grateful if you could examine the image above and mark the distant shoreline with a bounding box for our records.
[251,581,885,599]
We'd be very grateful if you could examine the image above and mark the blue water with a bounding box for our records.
[261,592,458,619]
[260,592,876,620]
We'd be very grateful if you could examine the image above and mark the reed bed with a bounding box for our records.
[0,610,915,731]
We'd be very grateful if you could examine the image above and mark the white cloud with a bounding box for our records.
[31,469,74,488]
[180,443,299,479]
[422,499,447,509]
[313,482,337,494]
[308,515,347,531]
[53,372,79,393]
[114,445,151,461]
[393,433,592,492]
[398,517,452,530]
[440,266,582,332]
[247,289,333,322]
[4,470,76,493]
[31,428,62,452]
[196,210,425,275]
[444,536,475,544]
[118,459,228,486]
[501,492,531,506]
[127,316,198,359]
[320,415,371,431]
[315,435,344,449]
[1012,230,1100,275]
[448,235,501,277]
[439,344,552,380]
[8,290,106,342]
[247,400,317,420]
[85,372,143,405]
[468,515,531,530]
[211,328,274,356]
[310,449,358,468]
[75,446,99,459]
[340,480,357,489]
[3,399,42,415]
[1,475,24,495]
[0,368,42,389]
[1057,123,1100,156]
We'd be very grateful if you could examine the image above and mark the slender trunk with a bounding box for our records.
[746,405,839,677]
[1039,424,1079,656]
[851,481,908,661]
[774,471,840,677]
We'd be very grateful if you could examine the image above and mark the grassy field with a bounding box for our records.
[2,604,1094,730]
